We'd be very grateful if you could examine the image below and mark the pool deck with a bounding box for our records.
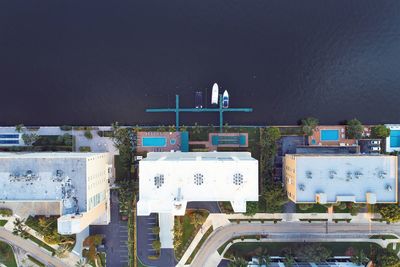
[309,125,371,147]
[189,132,248,151]
[136,131,182,152]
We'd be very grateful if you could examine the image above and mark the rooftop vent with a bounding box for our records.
[299,184,305,191]
[329,170,337,179]
[194,173,204,185]
[378,170,387,179]
[233,173,244,185]
[306,171,312,179]
[346,171,353,181]
[354,171,363,179]
[386,184,393,191]
[154,174,165,189]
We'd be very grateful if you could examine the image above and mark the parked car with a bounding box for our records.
[371,146,381,152]
[371,140,381,145]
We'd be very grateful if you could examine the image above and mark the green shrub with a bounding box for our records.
[84,130,93,139]
[0,208,13,216]
[299,204,313,211]
[79,146,92,152]
[338,202,348,210]
[60,125,72,131]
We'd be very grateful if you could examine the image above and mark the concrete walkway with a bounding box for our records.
[190,221,400,267]
[3,216,80,266]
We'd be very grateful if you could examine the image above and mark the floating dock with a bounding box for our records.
[146,94,253,132]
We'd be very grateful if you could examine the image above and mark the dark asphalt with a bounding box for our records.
[137,214,177,267]
[90,190,129,267]
[186,201,221,213]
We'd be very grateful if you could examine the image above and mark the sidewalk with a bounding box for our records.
[4,216,80,265]
[224,212,382,223]
[176,212,389,267]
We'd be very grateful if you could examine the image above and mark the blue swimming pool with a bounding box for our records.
[142,137,167,147]
[0,134,19,139]
[320,129,339,141]
[390,130,400,147]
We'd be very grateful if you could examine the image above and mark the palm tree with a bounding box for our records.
[189,212,205,229]
[75,259,87,267]
[12,218,29,239]
[301,117,319,136]
[284,254,295,267]
[15,124,24,133]
[351,249,368,265]
[228,256,248,267]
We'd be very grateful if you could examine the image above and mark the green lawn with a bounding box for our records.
[387,243,400,254]
[26,233,56,254]
[0,220,8,226]
[278,126,303,136]
[224,242,384,259]
[296,204,327,213]
[0,241,17,267]
[27,255,45,267]
[174,210,209,260]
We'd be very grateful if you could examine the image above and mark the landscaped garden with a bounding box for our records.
[0,241,17,267]
[296,203,327,213]
[25,215,75,249]
[173,209,209,260]
[223,241,389,264]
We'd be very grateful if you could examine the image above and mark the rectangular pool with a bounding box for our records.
[142,137,167,147]
[390,130,400,147]
[320,129,339,141]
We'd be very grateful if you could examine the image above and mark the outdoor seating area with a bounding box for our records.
[309,126,371,146]
[136,131,188,152]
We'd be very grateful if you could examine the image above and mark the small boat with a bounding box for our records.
[222,90,229,108]
[195,91,203,108]
[211,83,219,105]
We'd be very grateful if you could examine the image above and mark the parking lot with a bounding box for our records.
[137,213,177,267]
[90,189,128,267]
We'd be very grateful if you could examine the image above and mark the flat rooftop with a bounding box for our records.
[137,152,258,215]
[0,152,101,214]
[291,154,397,203]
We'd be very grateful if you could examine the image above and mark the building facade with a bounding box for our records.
[0,152,112,234]
[137,151,258,248]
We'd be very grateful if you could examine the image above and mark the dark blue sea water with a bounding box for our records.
[0,0,400,126]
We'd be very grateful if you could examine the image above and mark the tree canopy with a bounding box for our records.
[346,119,364,139]
[379,205,400,223]
[244,201,259,217]
[295,243,331,262]
[371,125,390,139]
[301,117,319,136]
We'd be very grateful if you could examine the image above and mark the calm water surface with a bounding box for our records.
[0,0,400,126]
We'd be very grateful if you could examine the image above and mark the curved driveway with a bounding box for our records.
[191,221,400,267]
[0,228,69,267]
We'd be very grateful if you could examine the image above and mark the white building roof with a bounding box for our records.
[292,154,397,203]
[0,152,107,214]
[137,152,258,216]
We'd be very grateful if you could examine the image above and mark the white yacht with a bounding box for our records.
[222,90,229,108]
[211,83,219,105]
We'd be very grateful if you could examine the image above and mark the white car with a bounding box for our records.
[371,146,381,152]
[371,140,380,145]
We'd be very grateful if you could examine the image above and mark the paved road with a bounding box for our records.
[0,229,68,267]
[191,221,400,267]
